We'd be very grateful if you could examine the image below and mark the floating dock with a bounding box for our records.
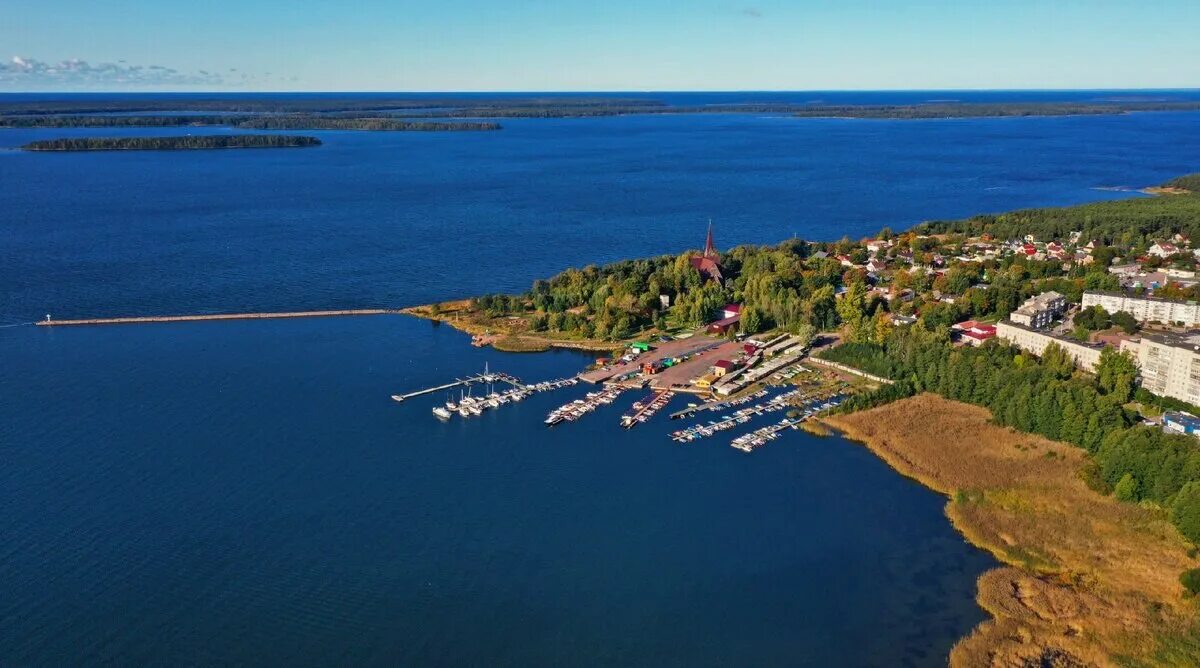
[35,308,403,327]
[672,389,803,443]
[391,370,524,403]
[669,388,770,420]
[620,390,674,428]
[730,395,846,452]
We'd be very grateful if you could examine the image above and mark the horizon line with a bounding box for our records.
[3,87,1200,96]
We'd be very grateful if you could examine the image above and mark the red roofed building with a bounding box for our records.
[706,315,740,335]
[722,303,742,319]
[712,359,737,377]
[956,322,996,346]
[689,222,724,284]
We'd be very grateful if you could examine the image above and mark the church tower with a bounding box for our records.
[689,220,724,284]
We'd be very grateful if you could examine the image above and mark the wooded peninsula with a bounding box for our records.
[234,117,500,131]
[409,176,1200,665]
[21,135,322,151]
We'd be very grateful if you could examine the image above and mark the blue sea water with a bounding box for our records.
[3,92,1200,665]
[1,316,989,666]
[4,101,1200,321]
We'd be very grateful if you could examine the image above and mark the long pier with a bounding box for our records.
[391,371,525,403]
[35,309,402,327]
[669,388,770,420]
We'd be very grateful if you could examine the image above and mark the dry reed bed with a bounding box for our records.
[824,394,1199,667]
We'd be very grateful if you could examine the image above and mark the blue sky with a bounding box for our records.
[3,0,1198,91]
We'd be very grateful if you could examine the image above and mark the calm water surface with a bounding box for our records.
[2,316,990,666]
[3,106,1200,321]
[4,94,1200,664]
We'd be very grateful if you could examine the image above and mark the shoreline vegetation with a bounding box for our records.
[1,115,499,132]
[405,174,1200,664]
[401,301,620,353]
[823,395,1198,667]
[20,135,322,151]
[6,99,1200,129]
[233,117,500,131]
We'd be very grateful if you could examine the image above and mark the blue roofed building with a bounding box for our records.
[1162,411,1200,437]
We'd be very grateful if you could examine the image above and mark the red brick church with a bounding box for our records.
[689,222,723,283]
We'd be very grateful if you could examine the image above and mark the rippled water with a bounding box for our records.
[3,94,1200,664]
[4,107,1200,322]
[1,316,992,666]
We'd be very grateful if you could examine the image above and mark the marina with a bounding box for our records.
[730,395,847,452]
[669,388,770,420]
[528,377,581,392]
[620,390,675,428]
[439,385,534,420]
[544,387,625,426]
[389,363,527,403]
[730,418,802,453]
[671,389,805,443]
[390,365,583,421]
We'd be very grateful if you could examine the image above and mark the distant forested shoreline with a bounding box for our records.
[5,98,1200,125]
[234,117,500,131]
[2,115,500,131]
[21,135,322,152]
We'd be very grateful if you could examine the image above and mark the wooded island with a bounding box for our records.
[21,135,322,151]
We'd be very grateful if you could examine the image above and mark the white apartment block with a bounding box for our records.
[995,320,1103,371]
[1120,334,1200,405]
[1009,291,1066,329]
[1082,291,1200,326]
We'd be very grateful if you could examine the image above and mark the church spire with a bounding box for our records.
[704,219,716,258]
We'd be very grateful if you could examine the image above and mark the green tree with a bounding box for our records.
[741,307,763,335]
[1114,473,1139,502]
[1074,305,1110,331]
[1171,482,1200,545]
[805,285,839,331]
[793,322,817,348]
[1091,246,1119,268]
[1182,568,1200,596]
[1111,310,1138,334]
[1041,343,1075,380]
[1096,347,1139,403]
[837,281,867,324]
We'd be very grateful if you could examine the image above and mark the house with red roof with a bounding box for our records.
[711,359,738,377]
[953,320,997,346]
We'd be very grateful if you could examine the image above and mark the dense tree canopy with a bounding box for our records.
[823,325,1200,546]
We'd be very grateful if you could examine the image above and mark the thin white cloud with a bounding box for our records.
[742,7,763,18]
[0,56,227,87]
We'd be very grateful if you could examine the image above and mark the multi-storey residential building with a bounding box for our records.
[1082,291,1200,326]
[995,320,1104,371]
[1009,291,1066,329]
[1120,333,1200,405]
